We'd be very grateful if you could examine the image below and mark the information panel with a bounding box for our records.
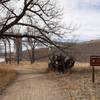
[90,56,100,66]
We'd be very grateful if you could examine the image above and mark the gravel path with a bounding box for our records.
[0,70,66,100]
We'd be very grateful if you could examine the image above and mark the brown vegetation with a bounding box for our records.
[47,62,100,100]
[0,68,16,94]
[0,61,48,70]
[0,60,100,99]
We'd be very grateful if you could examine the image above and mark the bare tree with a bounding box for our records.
[0,0,69,46]
[2,39,7,63]
[23,41,32,63]
[0,0,76,64]
[0,0,10,4]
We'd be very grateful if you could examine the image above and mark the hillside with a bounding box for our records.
[30,40,100,63]
[71,40,100,62]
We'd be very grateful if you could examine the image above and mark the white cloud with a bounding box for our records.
[59,0,100,41]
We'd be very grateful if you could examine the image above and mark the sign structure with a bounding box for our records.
[90,56,100,66]
[90,56,100,83]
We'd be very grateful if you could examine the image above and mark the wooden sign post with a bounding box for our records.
[90,56,100,83]
[92,66,95,83]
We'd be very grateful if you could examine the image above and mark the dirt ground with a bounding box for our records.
[0,74,67,100]
[0,61,100,100]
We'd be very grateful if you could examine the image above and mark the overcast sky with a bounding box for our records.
[58,0,100,41]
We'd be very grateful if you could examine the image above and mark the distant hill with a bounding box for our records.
[71,40,100,62]
[22,40,100,63]
[34,40,100,63]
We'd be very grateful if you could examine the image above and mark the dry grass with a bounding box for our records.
[47,62,100,100]
[0,61,48,70]
[0,68,16,94]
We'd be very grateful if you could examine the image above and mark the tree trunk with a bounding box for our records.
[4,42,7,64]
[15,38,22,64]
[31,47,35,64]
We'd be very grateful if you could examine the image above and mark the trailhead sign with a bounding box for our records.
[90,56,100,83]
[90,56,100,66]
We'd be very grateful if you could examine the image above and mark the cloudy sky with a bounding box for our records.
[58,0,100,41]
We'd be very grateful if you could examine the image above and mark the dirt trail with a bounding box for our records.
[0,69,66,100]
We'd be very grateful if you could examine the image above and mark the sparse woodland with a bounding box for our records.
[0,0,73,63]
